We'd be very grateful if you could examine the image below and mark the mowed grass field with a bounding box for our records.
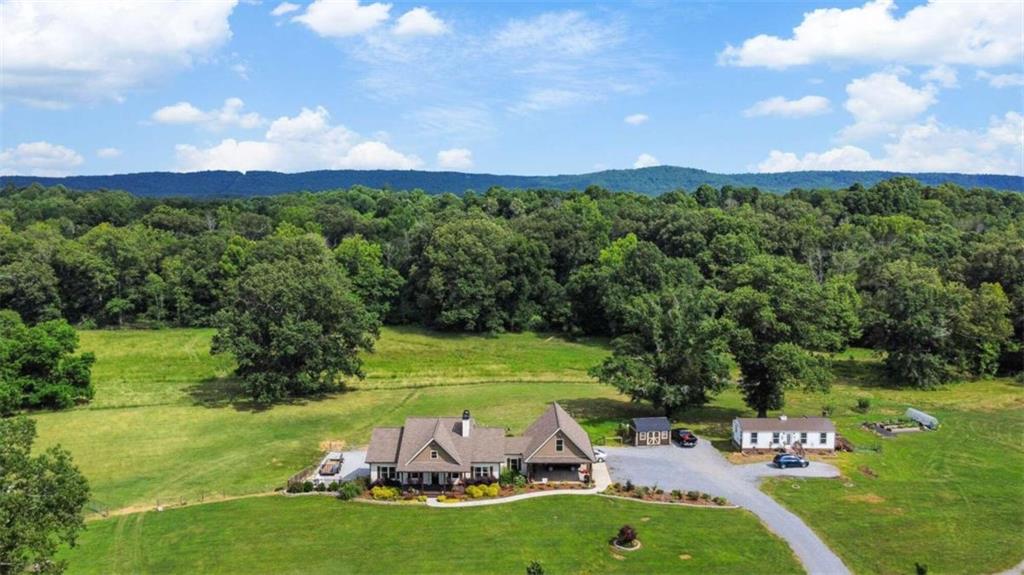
[63,496,803,575]
[32,327,659,512]
[672,352,1024,575]
[31,327,1024,574]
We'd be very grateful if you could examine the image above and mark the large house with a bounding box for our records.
[732,415,836,452]
[365,402,596,488]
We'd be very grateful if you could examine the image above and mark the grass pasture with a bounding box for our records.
[33,327,647,513]
[62,495,803,575]
[29,327,1024,574]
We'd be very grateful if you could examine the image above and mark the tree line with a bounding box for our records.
[1,178,1020,414]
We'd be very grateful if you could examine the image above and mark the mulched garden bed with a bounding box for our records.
[603,483,731,507]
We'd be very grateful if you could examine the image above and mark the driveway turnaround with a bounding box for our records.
[603,442,850,575]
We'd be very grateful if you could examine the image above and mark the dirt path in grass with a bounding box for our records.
[89,490,279,521]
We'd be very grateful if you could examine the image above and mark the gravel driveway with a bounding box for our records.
[603,441,850,575]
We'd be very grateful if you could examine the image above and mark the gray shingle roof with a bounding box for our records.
[523,402,595,463]
[632,417,671,433]
[365,427,402,463]
[735,417,836,433]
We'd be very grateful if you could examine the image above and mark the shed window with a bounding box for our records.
[820,432,827,444]
[800,432,808,444]
[555,438,564,452]
[772,432,780,444]
[661,430,669,439]
[750,432,759,443]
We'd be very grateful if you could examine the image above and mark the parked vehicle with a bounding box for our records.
[773,454,810,468]
[673,429,698,447]
[593,448,607,463]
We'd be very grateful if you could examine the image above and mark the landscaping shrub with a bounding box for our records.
[416,495,427,502]
[526,560,545,575]
[713,496,727,505]
[466,485,484,499]
[513,474,527,488]
[314,482,326,492]
[670,489,682,499]
[370,485,400,501]
[624,480,634,492]
[327,482,339,492]
[486,483,500,497]
[686,490,699,501]
[302,481,314,493]
[615,525,637,547]
[286,482,302,494]
[499,467,523,486]
[855,397,872,413]
[336,481,363,501]
[699,492,710,500]
[821,404,835,416]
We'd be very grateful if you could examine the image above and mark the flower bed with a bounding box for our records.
[603,483,730,507]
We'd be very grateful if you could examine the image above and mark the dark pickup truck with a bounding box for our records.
[673,429,698,447]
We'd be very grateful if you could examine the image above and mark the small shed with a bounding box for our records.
[630,417,671,446]
[732,415,837,453]
[906,408,939,430]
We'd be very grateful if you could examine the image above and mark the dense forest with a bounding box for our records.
[1,178,1021,412]
[2,166,1022,198]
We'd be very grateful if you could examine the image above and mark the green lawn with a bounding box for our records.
[31,328,1024,574]
[33,327,651,512]
[62,495,802,575]
[670,353,1024,575]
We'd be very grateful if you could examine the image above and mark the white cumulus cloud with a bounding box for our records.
[393,7,447,37]
[743,95,831,118]
[292,0,392,38]
[921,65,958,88]
[977,71,1024,88]
[840,72,937,140]
[756,112,1024,175]
[96,147,122,159]
[1,1,237,106]
[624,113,649,125]
[719,0,1023,69]
[271,2,300,16]
[436,148,473,170]
[152,98,265,130]
[174,105,422,172]
[0,142,84,176]
[633,153,659,169]
[508,89,593,114]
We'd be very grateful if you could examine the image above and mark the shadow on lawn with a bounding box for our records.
[186,376,345,412]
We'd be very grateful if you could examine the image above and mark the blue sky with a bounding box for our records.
[1,0,1022,176]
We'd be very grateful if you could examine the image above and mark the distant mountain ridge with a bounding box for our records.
[3,166,1021,197]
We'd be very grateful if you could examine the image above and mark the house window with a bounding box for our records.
[772,432,780,444]
[800,432,808,444]
[750,432,758,444]
[820,432,827,444]
[378,466,396,479]
[473,466,491,479]
[430,450,438,459]
[409,472,421,482]
[555,438,564,452]
[506,457,521,471]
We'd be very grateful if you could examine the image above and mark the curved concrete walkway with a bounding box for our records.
[604,443,851,575]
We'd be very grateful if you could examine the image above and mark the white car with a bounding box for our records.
[593,448,607,463]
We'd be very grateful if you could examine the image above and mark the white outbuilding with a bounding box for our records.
[732,415,836,452]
